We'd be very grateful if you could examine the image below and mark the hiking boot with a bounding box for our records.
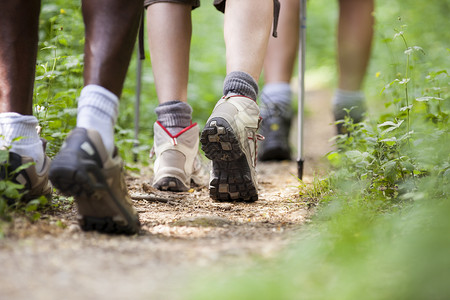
[200,95,260,202]
[0,142,52,204]
[333,104,366,134]
[332,89,367,135]
[151,122,204,192]
[258,102,292,161]
[49,128,140,235]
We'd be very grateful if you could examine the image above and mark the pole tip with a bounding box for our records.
[297,159,305,180]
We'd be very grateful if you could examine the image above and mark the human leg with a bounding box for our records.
[0,0,52,201]
[263,0,299,84]
[333,0,374,129]
[145,1,203,191]
[75,0,144,156]
[223,0,273,82]
[201,0,273,201]
[49,0,143,234]
[259,0,300,161]
[0,0,40,115]
[146,2,192,104]
[336,0,374,92]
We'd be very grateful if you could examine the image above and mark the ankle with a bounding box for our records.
[261,82,292,117]
[155,101,192,135]
[76,85,118,156]
[223,71,259,101]
[332,89,365,107]
[0,113,45,170]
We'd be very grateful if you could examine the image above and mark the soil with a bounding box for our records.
[0,90,335,300]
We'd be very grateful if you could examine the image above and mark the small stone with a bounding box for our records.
[68,224,81,233]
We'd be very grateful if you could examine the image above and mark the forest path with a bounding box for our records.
[0,89,335,300]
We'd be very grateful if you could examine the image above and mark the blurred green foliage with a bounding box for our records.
[185,0,449,299]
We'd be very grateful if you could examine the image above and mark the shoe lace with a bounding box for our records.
[149,146,155,159]
[247,117,265,166]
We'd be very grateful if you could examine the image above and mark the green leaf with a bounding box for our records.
[399,78,410,85]
[381,79,400,94]
[0,181,6,191]
[380,137,397,147]
[56,220,67,229]
[0,150,8,163]
[401,161,415,172]
[4,185,20,199]
[378,120,404,135]
[415,96,444,102]
[30,212,41,221]
[26,204,38,212]
[393,31,404,39]
[412,46,425,54]
[400,105,413,112]
[12,136,25,143]
[384,161,398,181]
[10,162,35,176]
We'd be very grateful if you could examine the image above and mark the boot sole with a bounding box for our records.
[153,176,189,192]
[258,146,291,161]
[49,153,140,235]
[200,117,258,202]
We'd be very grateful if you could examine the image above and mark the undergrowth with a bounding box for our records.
[187,13,450,300]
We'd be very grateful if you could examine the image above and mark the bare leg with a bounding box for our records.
[258,0,297,161]
[337,0,374,91]
[263,0,299,83]
[146,3,191,104]
[0,0,41,114]
[224,0,273,81]
[82,0,143,98]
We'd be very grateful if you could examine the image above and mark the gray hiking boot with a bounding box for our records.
[258,101,292,161]
[49,128,140,235]
[333,103,366,134]
[151,122,204,192]
[0,142,52,204]
[332,90,367,134]
[200,95,260,202]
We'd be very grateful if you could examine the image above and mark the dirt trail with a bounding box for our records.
[0,90,335,300]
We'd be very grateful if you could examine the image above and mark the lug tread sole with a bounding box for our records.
[153,177,189,192]
[50,154,140,235]
[201,117,257,202]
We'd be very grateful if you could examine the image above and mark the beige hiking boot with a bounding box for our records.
[200,95,261,202]
[151,122,204,192]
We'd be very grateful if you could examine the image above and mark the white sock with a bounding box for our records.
[0,113,45,171]
[76,85,119,156]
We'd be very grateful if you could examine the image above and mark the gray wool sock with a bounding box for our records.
[260,82,292,119]
[223,71,259,101]
[155,100,193,135]
[332,89,366,122]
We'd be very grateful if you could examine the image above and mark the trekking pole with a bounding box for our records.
[134,12,145,162]
[134,46,142,162]
[297,0,307,179]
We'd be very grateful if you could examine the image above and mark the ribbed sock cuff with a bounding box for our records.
[223,71,259,101]
[332,89,365,107]
[332,89,366,122]
[77,84,119,125]
[155,100,192,129]
[261,82,292,116]
[0,113,40,146]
